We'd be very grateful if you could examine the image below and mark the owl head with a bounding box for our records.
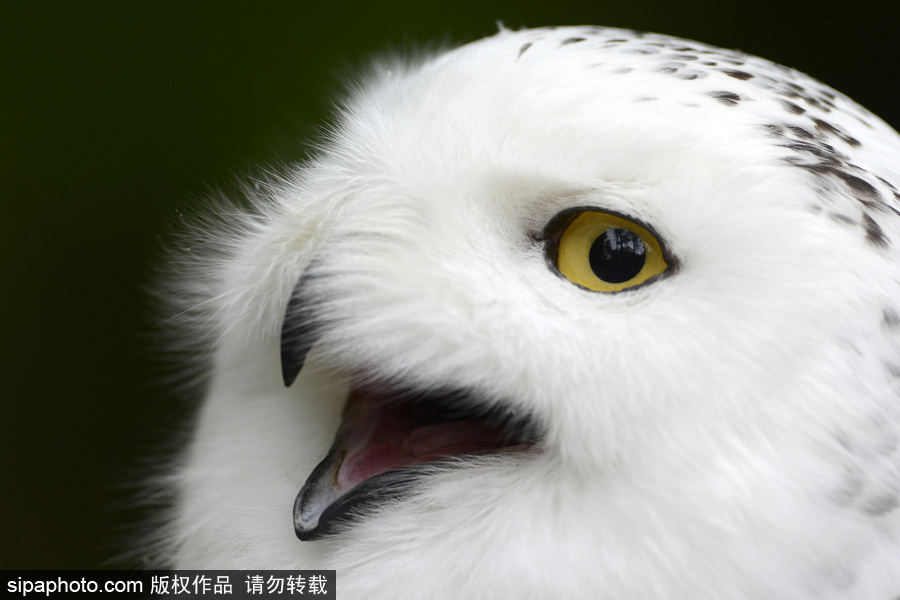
[155,26,900,599]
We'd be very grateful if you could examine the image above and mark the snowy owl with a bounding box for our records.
[152,26,900,599]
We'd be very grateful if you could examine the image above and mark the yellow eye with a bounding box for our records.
[547,210,671,293]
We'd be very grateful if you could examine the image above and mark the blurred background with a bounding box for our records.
[2,0,897,569]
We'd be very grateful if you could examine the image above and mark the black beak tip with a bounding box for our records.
[280,274,319,388]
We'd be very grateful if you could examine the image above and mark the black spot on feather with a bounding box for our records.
[517,42,532,59]
[862,213,889,248]
[709,91,741,106]
[812,118,861,147]
[721,69,754,80]
[780,100,806,115]
[836,173,885,209]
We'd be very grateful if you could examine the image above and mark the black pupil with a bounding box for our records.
[589,228,646,283]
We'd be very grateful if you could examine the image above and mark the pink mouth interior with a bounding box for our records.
[334,384,525,490]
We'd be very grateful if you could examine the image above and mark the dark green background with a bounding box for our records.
[2,1,897,569]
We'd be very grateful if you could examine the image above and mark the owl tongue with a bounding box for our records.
[335,385,514,488]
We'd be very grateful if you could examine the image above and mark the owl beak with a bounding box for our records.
[293,384,425,540]
[293,439,417,541]
[292,441,346,539]
[293,381,539,541]
[281,274,320,387]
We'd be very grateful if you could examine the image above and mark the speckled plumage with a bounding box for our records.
[152,26,900,599]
